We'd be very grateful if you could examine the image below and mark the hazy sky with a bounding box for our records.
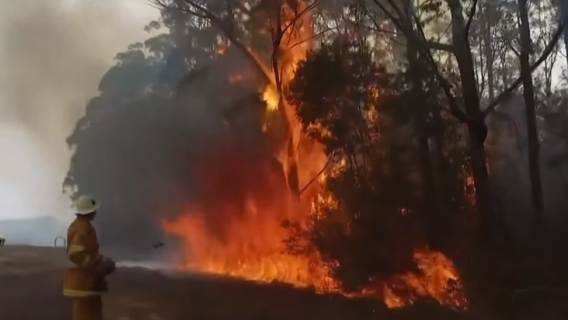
[0,0,159,221]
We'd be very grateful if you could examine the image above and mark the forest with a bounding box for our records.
[64,0,568,318]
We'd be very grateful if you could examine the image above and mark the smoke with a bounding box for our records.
[486,94,568,244]
[0,0,158,231]
[64,20,272,257]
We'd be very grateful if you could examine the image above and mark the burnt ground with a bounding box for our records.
[0,246,567,320]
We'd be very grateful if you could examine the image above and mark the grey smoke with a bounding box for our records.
[486,94,568,244]
[0,0,158,240]
[64,26,272,258]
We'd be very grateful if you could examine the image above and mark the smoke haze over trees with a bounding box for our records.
[0,0,158,229]
[65,18,272,256]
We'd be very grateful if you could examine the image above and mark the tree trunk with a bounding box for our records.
[407,41,447,248]
[560,0,568,67]
[483,1,495,101]
[518,0,545,226]
[446,0,495,244]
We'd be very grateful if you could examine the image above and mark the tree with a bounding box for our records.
[154,0,322,194]
[560,0,568,67]
[517,0,544,225]
[288,39,428,288]
[364,0,563,246]
[65,19,270,253]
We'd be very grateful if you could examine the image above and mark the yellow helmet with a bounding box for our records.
[73,195,99,215]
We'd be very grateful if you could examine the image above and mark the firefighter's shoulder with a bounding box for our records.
[69,218,94,235]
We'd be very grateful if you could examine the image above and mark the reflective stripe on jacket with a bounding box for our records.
[63,216,107,297]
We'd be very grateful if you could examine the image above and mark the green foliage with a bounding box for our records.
[287,40,384,154]
[288,40,430,288]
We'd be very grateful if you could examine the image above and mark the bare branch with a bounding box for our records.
[367,25,398,35]
[508,42,521,58]
[146,0,165,11]
[154,0,272,83]
[465,0,479,38]
[412,13,471,123]
[483,23,564,117]
[364,4,396,34]
[370,0,469,123]
[282,0,320,36]
[427,41,454,52]
[299,152,337,196]
[371,0,404,30]
[288,27,339,50]
[385,0,405,20]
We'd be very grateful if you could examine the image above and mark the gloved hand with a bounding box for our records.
[97,256,116,276]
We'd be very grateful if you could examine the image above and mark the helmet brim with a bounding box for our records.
[75,204,99,215]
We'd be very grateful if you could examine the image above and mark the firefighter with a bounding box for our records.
[63,195,115,320]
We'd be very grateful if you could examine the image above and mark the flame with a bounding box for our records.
[163,207,340,293]
[229,73,246,84]
[262,85,279,112]
[162,1,468,311]
[380,250,468,309]
[161,148,340,293]
[217,44,227,56]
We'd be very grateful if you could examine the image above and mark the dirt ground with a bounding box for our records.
[1,245,566,320]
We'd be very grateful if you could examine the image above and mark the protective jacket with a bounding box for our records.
[63,216,107,297]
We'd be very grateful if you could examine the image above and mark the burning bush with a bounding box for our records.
[287,40,468,309]
[287,40,425,287]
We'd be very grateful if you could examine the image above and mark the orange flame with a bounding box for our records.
[163,209,340,293]
[262,86,280,112]
[379,250,468,309]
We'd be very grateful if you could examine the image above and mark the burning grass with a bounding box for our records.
[163,205,468,310]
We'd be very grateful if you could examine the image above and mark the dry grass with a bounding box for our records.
[0,246,468,320]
